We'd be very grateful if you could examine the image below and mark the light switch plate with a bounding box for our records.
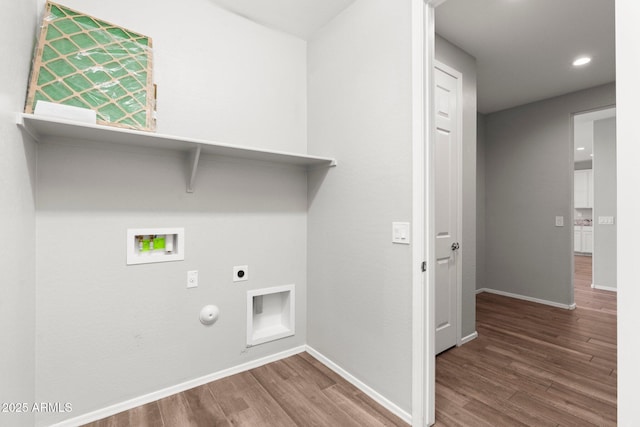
[555,216,564,227]
[187,270,198,288]
[598,216,615,225]
[392,222,411,244]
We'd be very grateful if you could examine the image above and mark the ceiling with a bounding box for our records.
[208,0,356,39]
[435,0,616,114]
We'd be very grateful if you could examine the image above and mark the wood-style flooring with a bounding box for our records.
[434,255,617,426]
[87,255,616,427]
[84,352,407,427]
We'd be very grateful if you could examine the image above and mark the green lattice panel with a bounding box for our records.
[25,2,155,131]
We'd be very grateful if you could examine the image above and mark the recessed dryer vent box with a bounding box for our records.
[127,228,184,265]
[247,284,295,346]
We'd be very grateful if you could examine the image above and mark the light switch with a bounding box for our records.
[555,216,564,227]
[598,216,615,225]
[187,270,198,288]
[392,222,411,244]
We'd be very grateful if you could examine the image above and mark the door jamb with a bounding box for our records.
[411,0,436,426]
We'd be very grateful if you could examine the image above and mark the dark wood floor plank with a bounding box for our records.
[183,385,230,426]
[84,353,407,427]
[461,399,528,427]
[157,393,196,427]
[508,391,599,427]
[321,383,397,427]
[208,371,297,427]
[283,353,336,390]
[297,351,352,386]
[251,360,362,427]
[545,382,616,424]
[433,392,496,427]
[126,402,164,427]
[348,388,409,427]
[439,347,552,396]
[437,357,516,402]
[435,255,617,426]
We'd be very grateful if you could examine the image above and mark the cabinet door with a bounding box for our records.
[582,229,593,253]
[575,170,589,208]
[574,228,582,252]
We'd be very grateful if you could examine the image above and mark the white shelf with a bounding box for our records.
[17,113,336,192]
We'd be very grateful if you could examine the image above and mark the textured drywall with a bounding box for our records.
[484,83,615,305]
[34,0,309,424]
[593,117,617,289]
[307,0,413,413]
[0,1,37,426]
[435,35,478,339]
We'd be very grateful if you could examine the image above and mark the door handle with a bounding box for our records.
[451,242,460,251]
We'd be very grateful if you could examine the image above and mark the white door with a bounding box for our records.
[434,63,461,355]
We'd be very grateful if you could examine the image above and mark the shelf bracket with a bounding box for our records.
[187,145,202,193]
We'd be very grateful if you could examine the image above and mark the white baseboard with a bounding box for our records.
[459,331,478,345]
[50,344,411,427]
[50,345,306,427]
[476,288,576,310]
[305,346,412,424]
[591,283,618,292]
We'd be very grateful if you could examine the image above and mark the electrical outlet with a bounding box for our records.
[187,270,198,288]
[233,265,248,282]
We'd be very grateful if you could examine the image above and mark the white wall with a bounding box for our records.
[0,1,37,427]
[484,83,615,305]
[307,0,414,413]
[34,1,310,425]
[593,117,616,289]
[39,0,307,152]
[615,1,640,422]
[435,35,477,338]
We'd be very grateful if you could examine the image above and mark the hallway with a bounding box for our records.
[434,255,617,426]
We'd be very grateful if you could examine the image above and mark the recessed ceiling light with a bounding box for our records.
[590,153,594,157]
[577,147,585,151]
[573,56,592,67]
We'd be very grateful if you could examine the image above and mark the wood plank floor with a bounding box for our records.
[84,352,408,427]
[87,255,615,427]
[435,255,617,426]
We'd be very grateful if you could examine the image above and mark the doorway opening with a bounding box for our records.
[424,0,617,425]
[572,107,617,302]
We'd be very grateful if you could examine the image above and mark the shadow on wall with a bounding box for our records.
[307,166,330,209]
[21,132,38,206]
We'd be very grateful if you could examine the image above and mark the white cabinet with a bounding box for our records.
[574,226,582,251]
[574,225,593,254]
[582,227,593,253]
[574,169,593,208]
